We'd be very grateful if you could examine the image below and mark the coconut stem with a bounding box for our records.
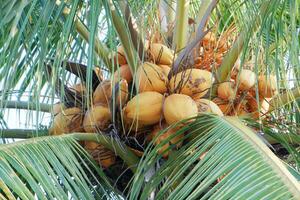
[0,130,140,172]
[72,133,139,172]
[1,101,51,113]
[172,0,190,52]
[108,0,139,78]
[75,19,113,72]
[0,129,49,138]
[58,2,113,72]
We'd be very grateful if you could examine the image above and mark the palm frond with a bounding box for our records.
[130,115,300,199]
[0,134,121,199]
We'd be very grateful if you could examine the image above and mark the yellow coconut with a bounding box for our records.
[83,104,111,132]
[113,64,132,83]
[123,91,163,127]
[163,94,198,125]
[258,75,278,98]
[52,103,66,116]
[217,82,235,101]
[93,80,112,105]
[136,62,168,93]
[194,99,224,116]
[247,97,270,119]
[169,69,213,98]
[149,43,174,65]
[85,141,115,168]
[50,107,84,135]
[237,69,256,91]
[212,98,232,115]
[149,123,183,158]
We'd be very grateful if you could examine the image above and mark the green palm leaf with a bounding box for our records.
[0,134,121,199]
[130,115,300,199]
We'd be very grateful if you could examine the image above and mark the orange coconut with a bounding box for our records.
[149,43,174,65]
[50,107,84,135]
[258,75,278,98]
[194,99,224,116]
[248,97,270,119]
[163,94,198,125]
[136,62,168,93]
[149,123,183,158]
[83,104,111,132]
[116,46,127,65]
[84,141,116,168]
[123,91,163,127]
[169,69,213,99]
[237,69,256,91]
[217,82,235,101]
[113,64,133,83]
[212,98,233,115]
[93,80,112,105]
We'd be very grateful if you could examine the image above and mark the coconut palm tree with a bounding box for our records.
[0,0,299,199]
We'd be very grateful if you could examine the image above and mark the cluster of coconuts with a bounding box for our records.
[49,76,122,168]
[116,42,226,158]
[49,37,279,164]
[194,31,232,71]
[214,67,278,118]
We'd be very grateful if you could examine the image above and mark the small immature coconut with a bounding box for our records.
[113,64,132,83]
[136,62,168,93]
[149,123,183,158]
[258,75,278,98]
[163,94,198,125]
[149,43,174,65]
[123,91,163,127]
[247,97,270,119]
[233,100,249,116]
[217,82,235,101]
[212,98,232,115]
[202,32,217,47]
[52,103,66,116]
[85,141,115,168]
[169,69,213,98]
[237,69,256,91]
[93,80,112,105]
[83,104,111,133]
[194,99,224,116]
[50,107,83,135]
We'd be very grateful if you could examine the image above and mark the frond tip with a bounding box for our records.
[130,114,300,199]
[0,135,119,199]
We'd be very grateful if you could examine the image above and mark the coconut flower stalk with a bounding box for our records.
[108,0,140,77]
